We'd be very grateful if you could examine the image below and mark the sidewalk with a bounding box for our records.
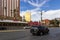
[0,29,25,32]
[1,26,24,30]
[0,26,25,32]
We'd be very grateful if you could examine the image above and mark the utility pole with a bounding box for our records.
[41,10,42,22]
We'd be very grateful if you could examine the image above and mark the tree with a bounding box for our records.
[54,19,59,27]
[13,9,22,21]
[50,20,54,24]
[50,19,59,27]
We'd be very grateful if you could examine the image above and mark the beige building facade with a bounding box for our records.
[0,0,21,21]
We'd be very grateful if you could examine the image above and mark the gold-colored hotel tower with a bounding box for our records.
[0,0,21,21]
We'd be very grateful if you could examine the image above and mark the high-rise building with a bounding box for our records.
[0,0,21,21]
[24,12,31,22]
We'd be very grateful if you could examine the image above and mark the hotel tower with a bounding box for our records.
[0,0,21,21]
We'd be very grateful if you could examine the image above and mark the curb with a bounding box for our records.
[0,30,25,32]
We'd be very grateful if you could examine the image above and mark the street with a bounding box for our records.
[0,28,60,40]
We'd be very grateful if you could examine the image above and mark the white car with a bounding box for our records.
[23,26,31,29]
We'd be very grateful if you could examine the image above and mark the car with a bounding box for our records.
[30,26,49,35]
[0,27,7,30]
[23,26,31,29]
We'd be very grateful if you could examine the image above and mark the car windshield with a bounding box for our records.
[32,26,39,27]
[38,26,46,28]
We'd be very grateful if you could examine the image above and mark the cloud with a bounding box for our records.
[20,9,60,21]
[20,8,42,17]
[20,0,60,21]
[22,0,49,8]
[20,10,31,17]
[42,9,60,20]
[20,0,49,16]
[28,0,48,7]
[20,11,25,17]
[20,0,49,15]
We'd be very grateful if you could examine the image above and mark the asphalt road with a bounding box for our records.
[0,27,60,40]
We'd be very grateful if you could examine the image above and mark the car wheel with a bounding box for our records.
[46,31,49,34]
[42,32,45,35]
[36,32,40,35]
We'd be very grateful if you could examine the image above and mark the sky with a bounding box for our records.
[20,0,60,21]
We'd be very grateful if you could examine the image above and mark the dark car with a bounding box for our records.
[0,27,7,30]
[30,26,49,35]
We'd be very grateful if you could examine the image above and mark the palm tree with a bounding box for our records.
[54,19,59,27]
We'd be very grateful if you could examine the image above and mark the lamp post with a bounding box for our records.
[41,10,42,22]
[39,10,43,22]
[39,10,43,25]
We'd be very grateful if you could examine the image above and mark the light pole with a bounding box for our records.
[41,10,42,22]
[39,10,43,22]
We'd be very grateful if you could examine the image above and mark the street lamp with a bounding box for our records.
[39,10,43,22]
[41,10,42,22]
